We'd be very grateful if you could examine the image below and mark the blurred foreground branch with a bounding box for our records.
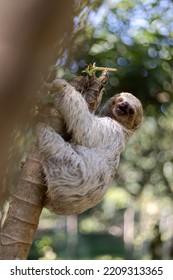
[0,0,74,211]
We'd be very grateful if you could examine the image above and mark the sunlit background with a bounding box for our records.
[28,0,173,260]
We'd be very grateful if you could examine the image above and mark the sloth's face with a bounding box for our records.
[101,92,143,131]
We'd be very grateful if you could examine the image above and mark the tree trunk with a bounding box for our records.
[0,141,45,259]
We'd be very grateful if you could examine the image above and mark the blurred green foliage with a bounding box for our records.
[29,0,173,260]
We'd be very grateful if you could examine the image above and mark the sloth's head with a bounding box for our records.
[101,92,143,131]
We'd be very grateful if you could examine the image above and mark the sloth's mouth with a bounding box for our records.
[119,104,128,114]
[115,104,128,116]
[115,102,135,116]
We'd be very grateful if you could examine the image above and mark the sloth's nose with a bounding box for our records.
[119,101,134,115]
[118,101,129,114]
[120,101,129,109]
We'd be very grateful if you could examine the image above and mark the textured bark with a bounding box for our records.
[0,72,109,259]
[71,70,108,113]
[0,141,46,259]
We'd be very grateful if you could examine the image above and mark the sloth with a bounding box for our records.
[36,79,143,215]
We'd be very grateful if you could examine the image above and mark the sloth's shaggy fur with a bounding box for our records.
[36,80,143,215]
